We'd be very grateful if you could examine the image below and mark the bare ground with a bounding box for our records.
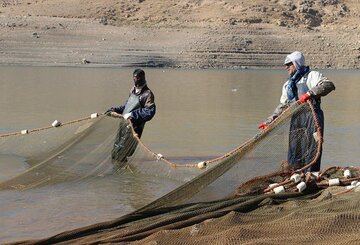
[0,0,359,69]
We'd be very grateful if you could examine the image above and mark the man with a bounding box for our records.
[258,51,335,172]
[106,69,156,162]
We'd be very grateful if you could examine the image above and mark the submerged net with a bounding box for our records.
[1,101,338,244]
[0,115,114,189]
[0,115,202,191]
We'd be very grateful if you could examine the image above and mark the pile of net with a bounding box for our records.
[13,168,360,245]
[1,101,359,244]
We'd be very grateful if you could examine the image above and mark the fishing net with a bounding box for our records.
[1,100,338,244]
[14,168,360,244]
[60,188,358,245]
[0,114,202,191]
[0,115,113,189]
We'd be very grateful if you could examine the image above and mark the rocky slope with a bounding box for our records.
[0,0,359,69]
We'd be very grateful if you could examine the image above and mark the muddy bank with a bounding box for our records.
[0,15,359,69]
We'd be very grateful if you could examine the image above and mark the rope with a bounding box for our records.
[127,101,315,170]
[297,100,323,172]
[0,101,322,173]
[0,113,101,138]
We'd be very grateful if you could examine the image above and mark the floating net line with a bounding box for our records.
[0,101,321,193]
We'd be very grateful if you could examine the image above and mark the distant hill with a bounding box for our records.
[0,0,359,69]
[2,0,358,29]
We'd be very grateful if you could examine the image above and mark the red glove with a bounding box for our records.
[258,123,268,130]
[299,92,311,103]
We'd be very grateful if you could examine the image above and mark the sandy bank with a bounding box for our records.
[0,15,359,69]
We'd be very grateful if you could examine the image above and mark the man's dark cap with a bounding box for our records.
[133,69,145,79]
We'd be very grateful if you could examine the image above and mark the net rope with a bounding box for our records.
[0,101,320,170]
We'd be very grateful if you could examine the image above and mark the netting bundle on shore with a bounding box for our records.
[14,167,360,245]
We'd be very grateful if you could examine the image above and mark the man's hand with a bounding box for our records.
[109,111,121,118]
[104,107,115,115]
[299,92,311,103]
[123,113,132,120]
[258,122,268,130]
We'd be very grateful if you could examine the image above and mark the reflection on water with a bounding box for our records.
[0,66,359,242]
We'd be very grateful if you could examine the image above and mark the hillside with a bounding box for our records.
[0,0,359,68]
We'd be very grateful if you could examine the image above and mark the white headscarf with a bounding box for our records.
[283,51,305,70]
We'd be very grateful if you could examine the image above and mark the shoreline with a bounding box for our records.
[1,16,359,70]
[3,62,358,72]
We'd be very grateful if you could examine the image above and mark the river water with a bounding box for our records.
[0,66,359,242]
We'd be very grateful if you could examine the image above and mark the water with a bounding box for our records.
[0,66,359,242]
